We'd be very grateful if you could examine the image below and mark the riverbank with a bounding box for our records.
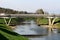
[0,27,28,40]
[0,24,28,40]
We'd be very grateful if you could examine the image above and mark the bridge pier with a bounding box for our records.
[48,18,52,33]
[4,17,12,26]
[48,17,57,33]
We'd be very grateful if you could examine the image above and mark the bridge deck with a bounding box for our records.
[0,14,60,17]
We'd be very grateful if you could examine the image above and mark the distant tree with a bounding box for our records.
[44,11,49,15]
[19,11,27,14]
[36,9,44,14]
[36,9,45,25]
[0,7,28,14]
[24,11,27,14]
[19,11,23,14]
[0,7,5,13]
[13,11,18,14]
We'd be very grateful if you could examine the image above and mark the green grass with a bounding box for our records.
[53,18,60,32]
[0,18,28,40]
[54,18,60,22]
[54,23,60,33]
[0,18,5,24]
[39,18,48,24]
[0,24,12,31]
[0,27,28,40]
[36,18,60,25]
[36,18,48,25]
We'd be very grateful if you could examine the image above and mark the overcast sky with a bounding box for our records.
[0,0,60,14]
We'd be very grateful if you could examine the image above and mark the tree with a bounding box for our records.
[36,9,48,25]
[36,9,44,14]
[19,11,27,14]
[0,7,5,13]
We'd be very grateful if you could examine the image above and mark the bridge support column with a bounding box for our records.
[4,17,12,26]
[48,18,52,33]
[48,17,58,34]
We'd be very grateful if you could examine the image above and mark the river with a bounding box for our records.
[13,20,60,40]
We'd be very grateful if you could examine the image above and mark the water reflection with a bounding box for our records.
[46,33,60,40]
[29,33,60,40]
[13,20,60,40]
[13,20,48,35]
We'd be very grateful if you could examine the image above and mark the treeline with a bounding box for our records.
[0,7,49,14]
[0,7,28,14]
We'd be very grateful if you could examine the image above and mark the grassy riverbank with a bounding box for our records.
[0,18,28,40]
[0,27,28,40]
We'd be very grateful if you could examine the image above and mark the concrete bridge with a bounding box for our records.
[0,13,60,33]
[0,14,60,17]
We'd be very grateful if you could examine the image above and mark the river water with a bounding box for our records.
[13,20,60,40]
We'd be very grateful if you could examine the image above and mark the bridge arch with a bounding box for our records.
[48,17,58,33]
[52,17,58,25]
[3,17,12,26]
